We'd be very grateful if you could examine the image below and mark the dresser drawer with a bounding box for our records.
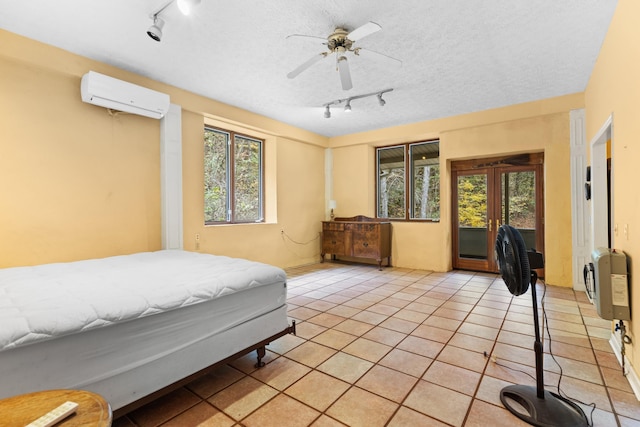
[347,223,377,233]
[352,234,379,258]
[323,222,345,232]
[322,230,346,254]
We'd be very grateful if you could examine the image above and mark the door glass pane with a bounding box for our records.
[457,174,488,259]
[501,171,536,250]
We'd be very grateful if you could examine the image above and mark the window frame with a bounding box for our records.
[376,139,440,222]
[204,126,265,225]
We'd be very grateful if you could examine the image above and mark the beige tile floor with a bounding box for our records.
[113,263,640,426]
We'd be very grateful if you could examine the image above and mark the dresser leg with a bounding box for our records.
[320,253,325,263]
[377,259,383,271]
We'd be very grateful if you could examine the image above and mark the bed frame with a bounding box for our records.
[0,251,296,417]
[114,320,296,418]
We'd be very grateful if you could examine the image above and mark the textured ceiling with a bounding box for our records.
[0,0,618,137]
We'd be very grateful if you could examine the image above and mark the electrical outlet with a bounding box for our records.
[195,233,200,250]
[624,224,629,240]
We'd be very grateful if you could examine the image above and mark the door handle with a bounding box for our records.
[489,220,492,232]
[496,219,500,230]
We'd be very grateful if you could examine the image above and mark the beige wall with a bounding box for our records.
[0,37,162,266]
[584,0,640,375]
[0,30,328,268]
[330,95,582,286]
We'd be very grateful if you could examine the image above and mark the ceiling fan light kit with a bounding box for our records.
[147,0,201,42]
[323,88,392,118]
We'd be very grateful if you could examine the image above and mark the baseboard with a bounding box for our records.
[610,334,640,399]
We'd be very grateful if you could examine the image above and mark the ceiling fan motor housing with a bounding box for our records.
[327,28,353,52]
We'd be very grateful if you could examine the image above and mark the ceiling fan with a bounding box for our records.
[286,21,401,90]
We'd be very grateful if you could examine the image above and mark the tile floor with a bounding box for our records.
[113,263,640,426]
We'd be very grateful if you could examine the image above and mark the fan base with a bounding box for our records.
[500,385,588,427]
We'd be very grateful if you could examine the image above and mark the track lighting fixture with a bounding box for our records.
[147,17,165,42]
[323,88,393,118]
[147,0,201,42]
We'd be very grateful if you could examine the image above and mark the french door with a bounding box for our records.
[452,154,544,274]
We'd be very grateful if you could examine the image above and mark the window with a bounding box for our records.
[204,127,264,224]
[376,140,440,221]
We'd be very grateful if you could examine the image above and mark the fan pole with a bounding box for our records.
[529,271,545,398]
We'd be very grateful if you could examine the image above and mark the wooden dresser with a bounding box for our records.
[321,215,391,270]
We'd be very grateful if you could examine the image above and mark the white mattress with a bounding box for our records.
[0,251,289,409]
[0,250,286,350]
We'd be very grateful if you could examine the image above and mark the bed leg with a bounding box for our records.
[255,346,266,368]
[290,319,296,335]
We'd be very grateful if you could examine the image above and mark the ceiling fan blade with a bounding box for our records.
[347,21,382,42]
[337,56,353,90]
[287,53,328,79]
[356,48,402,68]
[285,34,327,42]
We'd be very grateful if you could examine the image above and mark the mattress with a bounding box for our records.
[0,250,286,350]
[0,250,289,408]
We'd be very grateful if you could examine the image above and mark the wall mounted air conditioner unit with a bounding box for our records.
[81,71,170,119]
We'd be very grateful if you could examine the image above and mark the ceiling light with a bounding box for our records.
[176,0,201,15]
[147,0,201,42]
[322,88,393,118]
[147,17,165,42]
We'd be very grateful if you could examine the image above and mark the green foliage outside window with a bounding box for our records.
[204,129,228,223]
[204,128,263,224]
[457,175,487,228]
[233,136,262,222]
[377,141,440,220]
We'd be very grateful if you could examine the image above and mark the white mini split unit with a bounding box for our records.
[80,71,170,119]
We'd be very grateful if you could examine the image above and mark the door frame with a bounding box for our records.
[451,153,545,273]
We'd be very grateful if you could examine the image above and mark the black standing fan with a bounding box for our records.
[495,225,588,427]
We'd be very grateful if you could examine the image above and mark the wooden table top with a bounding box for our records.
[0,389,112,426]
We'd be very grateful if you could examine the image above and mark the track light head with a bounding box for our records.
[177,0,201,15]
[147,17,165,42]
[324,105,331,118]
[344,100,352,113]
[377,93,386,106]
